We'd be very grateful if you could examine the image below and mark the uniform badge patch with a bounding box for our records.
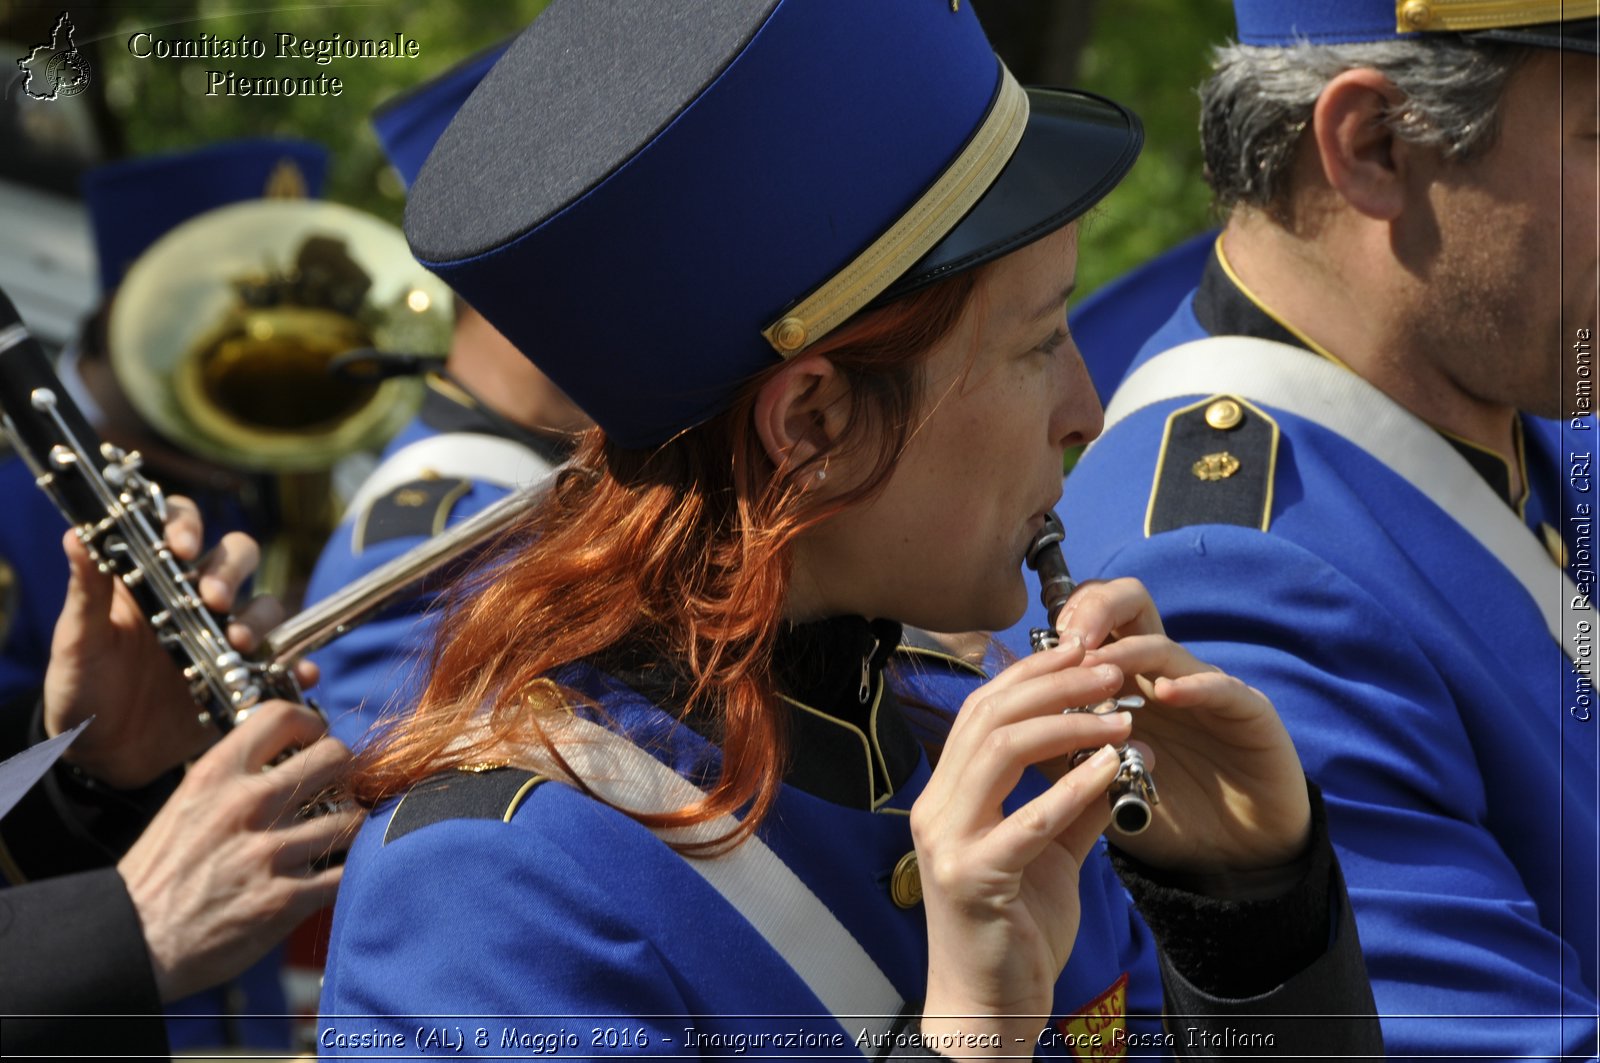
[353,476,472,554]
[1054,972,1127,1061]
[1146,393,1279,536]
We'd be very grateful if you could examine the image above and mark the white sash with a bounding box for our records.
[527,715,903,1043]
[341,432,558,521]
[1102,336,1580,664]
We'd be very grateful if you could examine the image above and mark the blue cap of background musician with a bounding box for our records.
[82,138,329,295]
[373,41,510,189]
[1233,0,1598,52]
[404,0,1143,450]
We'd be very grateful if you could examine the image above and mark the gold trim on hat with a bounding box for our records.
[1396,0,1597,33]
[761,64,1030,358]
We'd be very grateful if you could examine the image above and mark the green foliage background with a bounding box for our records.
[97,0,1237,300]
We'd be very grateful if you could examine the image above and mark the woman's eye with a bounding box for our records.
[1035,327,1070,356]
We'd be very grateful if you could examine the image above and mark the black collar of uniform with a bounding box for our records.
[419,372,574,468]
[589,615,921,811]
[1193,245,1522,511]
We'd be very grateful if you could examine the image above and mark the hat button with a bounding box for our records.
[773,316,808,354]
[1204,398,1244,431]
[890,851,922,909]
[1399,1,1433,29]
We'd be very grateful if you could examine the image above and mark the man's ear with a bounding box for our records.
[1311,68,1413,221]
[752,353,850,478]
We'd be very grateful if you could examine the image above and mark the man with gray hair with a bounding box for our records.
[1009,2,1598,1057]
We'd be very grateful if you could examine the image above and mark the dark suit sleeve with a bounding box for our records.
[0,868,169,1058]
[1111,784,1383,1058]
[0,689,180,883]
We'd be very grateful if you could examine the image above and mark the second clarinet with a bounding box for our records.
[0,290,300,733]
[1024,512,1159,835]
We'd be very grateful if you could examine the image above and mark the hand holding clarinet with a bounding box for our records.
[911,513,1315,1039]
[1023,512,1311,874]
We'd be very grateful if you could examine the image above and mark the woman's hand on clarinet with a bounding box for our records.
[1051,577,1310,874]
[911,639,1135,1056]
[42,496,316,789]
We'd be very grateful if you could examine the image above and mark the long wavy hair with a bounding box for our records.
[346,270,983,851]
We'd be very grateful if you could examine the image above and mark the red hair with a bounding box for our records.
[346,270,982,851]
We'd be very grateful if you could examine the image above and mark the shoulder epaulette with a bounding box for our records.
[353,475,472,554]
[383,766,545,845]
[1145,394,1278,536]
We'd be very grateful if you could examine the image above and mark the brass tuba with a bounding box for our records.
[107,199,454,602]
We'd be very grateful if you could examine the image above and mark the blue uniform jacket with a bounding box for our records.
[1004,250,1600,1060]
[318,614,1382,1059]
[318,647,1169,1059]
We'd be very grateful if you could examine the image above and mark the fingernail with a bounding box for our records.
[1053,632,1083,653]
[201,576,227,603]
[173,529,198,555]
[1091,744,1119,768]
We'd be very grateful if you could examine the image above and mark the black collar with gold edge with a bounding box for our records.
[1193,247,1525,512]
[591,616,922,811]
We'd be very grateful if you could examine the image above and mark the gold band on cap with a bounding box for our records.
[1397,0,1597,33]
[761,64,1029,357]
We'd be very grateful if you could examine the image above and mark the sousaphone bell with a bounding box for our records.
[108,199,454,600]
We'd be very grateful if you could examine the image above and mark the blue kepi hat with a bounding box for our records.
[1232,0,1598,52]
[372,41,510,189]
[405,0,1143,449]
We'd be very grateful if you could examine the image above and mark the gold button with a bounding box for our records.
[1192,451,1241,482]
[1204,398,1243,431]
[773,316,808,353]
[890,851,922,909]
[1399,0,1432,29]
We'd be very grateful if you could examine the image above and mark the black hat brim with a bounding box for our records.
[1472,18,1599,54]
[874,87,1143,306]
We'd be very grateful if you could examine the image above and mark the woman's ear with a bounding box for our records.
[1311,68,1413,221]
[753,353,850,477]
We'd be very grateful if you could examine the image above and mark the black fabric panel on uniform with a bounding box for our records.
[355,477,471,553]
[385,767,542,845]
[1147,396,1275,535]
[419,374,574,467]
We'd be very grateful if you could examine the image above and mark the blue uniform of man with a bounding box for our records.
[1004,4,1600,1057]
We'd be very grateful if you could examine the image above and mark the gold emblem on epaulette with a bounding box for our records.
[393,487,429,507]
[890,850,922,908]
[458,761,510,773]
[1192,452,1240,481]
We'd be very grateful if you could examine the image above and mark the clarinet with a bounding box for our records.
[0,289,301,734]
[1024,512,1159,835]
